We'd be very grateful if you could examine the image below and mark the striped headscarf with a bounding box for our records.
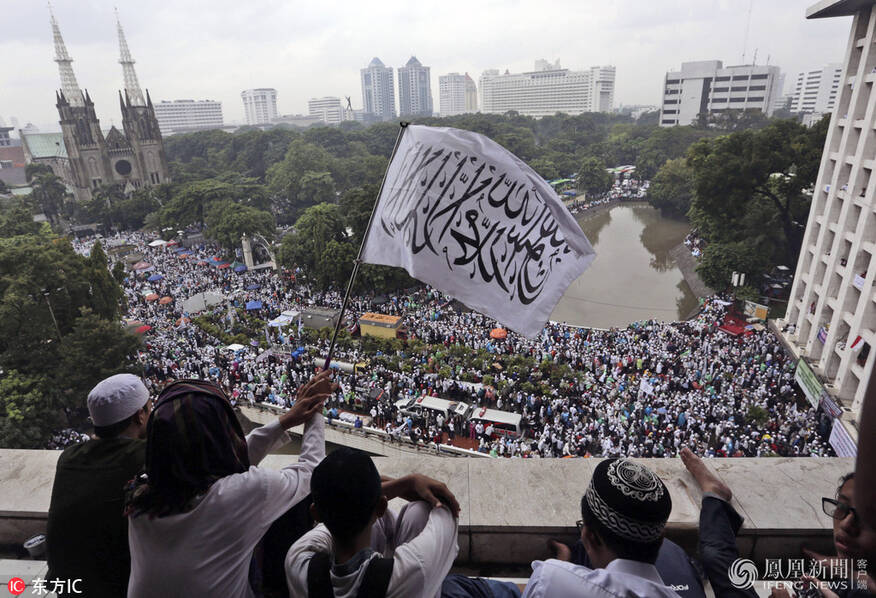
[126,379,250,518]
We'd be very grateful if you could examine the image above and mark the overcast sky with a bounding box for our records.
[0,0,852,131]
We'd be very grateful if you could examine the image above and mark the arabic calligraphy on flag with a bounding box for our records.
[361,125,596,338]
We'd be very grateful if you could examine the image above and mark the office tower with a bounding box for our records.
[241,88,278,125]
[439,72,477,116]
[397,56,433,117]
[659,60,783,126]
[360,58,396,120]
[789,63,844,116]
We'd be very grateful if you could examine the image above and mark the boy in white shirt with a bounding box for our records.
[285,448,459,598]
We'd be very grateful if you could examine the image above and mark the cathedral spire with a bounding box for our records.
[50,5,83,107]
[116,9,145,107]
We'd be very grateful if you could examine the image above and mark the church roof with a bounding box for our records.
[105,126,131,150]
[21,132,67,159]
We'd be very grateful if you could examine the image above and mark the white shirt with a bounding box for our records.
[285,507,458,598]
[128,413,324,598]
[522,558,682,598]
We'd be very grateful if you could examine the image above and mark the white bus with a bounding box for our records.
[469,407,523,438]
[394,396,472,421]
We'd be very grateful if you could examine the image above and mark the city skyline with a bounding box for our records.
[0,0,850,131]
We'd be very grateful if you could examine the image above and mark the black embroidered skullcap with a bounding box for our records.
[583,459,672,543]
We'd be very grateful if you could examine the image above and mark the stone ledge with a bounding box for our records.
[0,449,852,566]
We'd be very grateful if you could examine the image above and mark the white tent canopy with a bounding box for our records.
[182,291,225,314]
[148,239,167,247]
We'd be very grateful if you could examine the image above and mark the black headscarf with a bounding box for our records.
[126,379,250,518]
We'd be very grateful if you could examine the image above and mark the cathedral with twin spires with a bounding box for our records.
[49,9,169,202]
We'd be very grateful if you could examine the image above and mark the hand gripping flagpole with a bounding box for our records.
[322,121,409,370]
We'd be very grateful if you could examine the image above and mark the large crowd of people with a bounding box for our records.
[66,230,834,460]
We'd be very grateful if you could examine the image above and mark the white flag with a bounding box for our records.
[361,125,595,338]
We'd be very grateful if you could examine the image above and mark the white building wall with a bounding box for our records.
[478,61,615,117]
[241,88,278,125]
[790,63,843,115]
[360,58,396,120]
[780,2,876,421]
[307,97,345,125]
[660,60,783,126]
[153,100,224,134]
[439,73,470,116]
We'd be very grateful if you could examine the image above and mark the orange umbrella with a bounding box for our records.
[145,293,159,302]
[490,328,508,339]
[175,317,191,326]
[159,296,173,304]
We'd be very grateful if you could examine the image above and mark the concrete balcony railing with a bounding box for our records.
[0,447,854,568]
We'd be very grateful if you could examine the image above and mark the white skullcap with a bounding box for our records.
[87,374,149,427]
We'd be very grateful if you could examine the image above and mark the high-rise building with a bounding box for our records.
[241,88,278,125]
[439,72,477,116]
[478,60,616,118]
[307,97,345,125]
[397,56,433,117]
[779,0,876,427]
[360,58,396,121]
[153,100,224,134]
[36,9,169,202]
[789,63,843,116]
[659,60,783,126]
[464,74,478,113]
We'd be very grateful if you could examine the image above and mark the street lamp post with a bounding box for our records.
[43,289,62,341]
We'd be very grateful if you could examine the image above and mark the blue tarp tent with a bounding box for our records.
[147,274,164,282]
[245,300,263,311]
[234,264,248,272]
[246,283,261,290]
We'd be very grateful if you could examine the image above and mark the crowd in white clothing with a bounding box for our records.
[66,232,834,459]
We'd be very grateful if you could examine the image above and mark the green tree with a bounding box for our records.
[0,179,8,194]
[30,172,67,227]
[339,184,379,244]
[649,158,694,216]
[299,171,336,206]
[530,158,560,180]
[0,198,40,236]
[0,371,53,449]
[25,163,53,182]
[0,232,125,373]
[577,157,612,196]
[279,203,348,287]
[635,126,713,180]
[266,140,336,223]
[687,119,827,273]
[318,238,356,290]
[204,201,276,252]
[53,308,141,417]
[696,240,773,290]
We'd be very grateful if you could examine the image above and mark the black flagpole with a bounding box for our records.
[322,121,409,370]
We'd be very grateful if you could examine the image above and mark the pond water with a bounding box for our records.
[550,203,698,329]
